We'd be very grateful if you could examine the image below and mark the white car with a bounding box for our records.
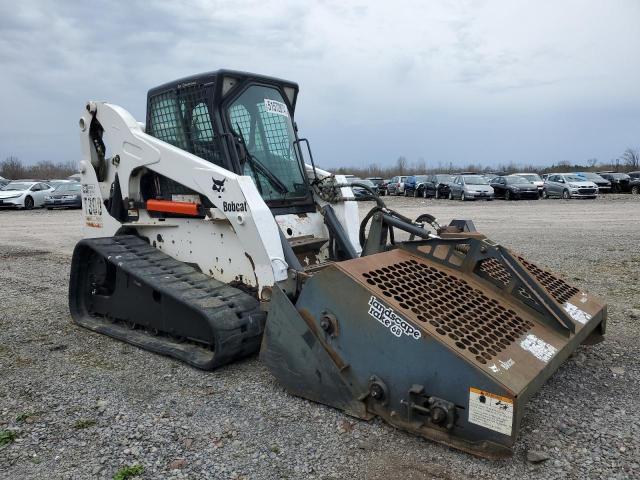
[0,181,55,209]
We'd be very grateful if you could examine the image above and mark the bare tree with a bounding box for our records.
[0,157,77,180]
[621,148,639,169]
[586,158,598,169]
[0,156,26,179]
[396,156,407,175]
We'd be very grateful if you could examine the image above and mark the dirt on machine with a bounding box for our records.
[68,69,606,458]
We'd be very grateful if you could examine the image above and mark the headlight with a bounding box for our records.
[569,183,579,188]
[512,187,520,191]
[62,195,77,200]
[0,193,22,199]
[44,196,51,200]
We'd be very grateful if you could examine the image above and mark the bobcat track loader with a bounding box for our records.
[70,70,606,458]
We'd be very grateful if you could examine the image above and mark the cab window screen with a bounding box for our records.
[148,87,222,166]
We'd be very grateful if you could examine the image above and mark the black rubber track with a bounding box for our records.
[69,235,265,369]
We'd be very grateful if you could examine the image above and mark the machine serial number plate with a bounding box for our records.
[468,387,513,436]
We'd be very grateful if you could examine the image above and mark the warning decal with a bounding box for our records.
[520,334,557,363]
[564,302,591,325]
[468,387,513,436]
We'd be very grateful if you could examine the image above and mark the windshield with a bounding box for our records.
[608,173,630,179]
[463,175,489,185]
[506,176,529,184]
[3,182,32,191]
[54,183,82,192]
[435,175,453,183]
[565,175,586,182]
[578,172,603,180]
[519,174,541,182]
[228,85,308,202]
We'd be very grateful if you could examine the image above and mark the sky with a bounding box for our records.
[1,0,639,170]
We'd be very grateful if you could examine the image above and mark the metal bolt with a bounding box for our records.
[370,382,385,401]
[430,407,446,425]
[320,316,332,332]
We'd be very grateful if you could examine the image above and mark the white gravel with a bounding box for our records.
[1,195,639,479]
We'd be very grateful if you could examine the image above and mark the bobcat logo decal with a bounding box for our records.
[212,177,226,193]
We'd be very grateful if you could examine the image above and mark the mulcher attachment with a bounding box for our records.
[69,235,265,369]
[261,232,606,458]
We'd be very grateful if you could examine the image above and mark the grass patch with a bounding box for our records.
[16,412,32,422]
[74,419,97,429]
[113,465,144,480]
[0,430,17,447]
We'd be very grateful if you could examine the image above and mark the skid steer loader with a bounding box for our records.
[69,69,606,458]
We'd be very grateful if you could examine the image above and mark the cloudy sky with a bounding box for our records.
[1,0,639,169]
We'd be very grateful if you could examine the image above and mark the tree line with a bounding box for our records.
[2,146,638,181]
[0,156,78,180]
[330,147,640,179]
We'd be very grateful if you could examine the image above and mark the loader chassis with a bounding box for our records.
[70,69,607,457]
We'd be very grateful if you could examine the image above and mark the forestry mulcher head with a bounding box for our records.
[261,225,606,458]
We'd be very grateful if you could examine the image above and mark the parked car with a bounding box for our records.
[0,181,54,209]
[513,173,544,196]
[422,174,454,199]
[574,172,611,193]
[597,172,633,193]
[44,182,83,209]
[448,175,494,201]
[0,178,9,189]
[403,175,429,197]
[629,172,640,194]
[490,175,539,200]
[67,173,82,182]
[543,174,598,199]
[366,177,387,196]
[347,178,378,198]
[386,176,408,196]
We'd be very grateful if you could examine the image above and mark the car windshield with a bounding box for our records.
[608,173,630,180]
[348,178,374,187]
[506,176,529,184]
[519,174,541,182]
[463,175,489,185]
[565,175,585,182]
[227,85,308,202]
[577,172,603,181]
[54,183,82,192]
[435,175,453,183]
[3,182,32,191]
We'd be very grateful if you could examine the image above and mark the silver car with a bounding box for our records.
[543,174,598,199]
[449,175,494,201]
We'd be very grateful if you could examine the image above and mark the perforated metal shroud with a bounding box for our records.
[336,243,605,396]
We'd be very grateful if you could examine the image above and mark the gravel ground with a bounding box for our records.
[1,195,639,480]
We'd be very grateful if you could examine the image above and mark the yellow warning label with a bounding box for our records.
[468,387,514,436]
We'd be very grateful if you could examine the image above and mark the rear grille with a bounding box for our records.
[362,259,533,364]
[518,257,579,304]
